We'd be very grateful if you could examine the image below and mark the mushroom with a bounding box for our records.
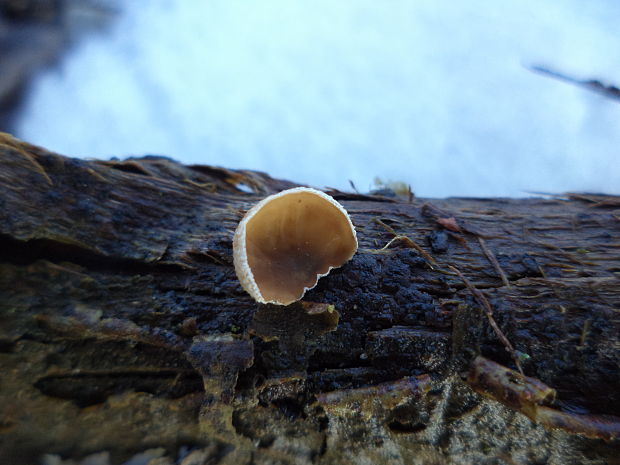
[233,187,357,305]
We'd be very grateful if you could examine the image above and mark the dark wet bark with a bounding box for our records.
[0,134,619,465]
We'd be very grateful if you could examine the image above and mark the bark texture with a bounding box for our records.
[0,134,619,465]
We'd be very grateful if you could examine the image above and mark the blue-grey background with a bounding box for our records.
[14,0,620,197]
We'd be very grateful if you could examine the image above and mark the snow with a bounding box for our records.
[15,0,620,197]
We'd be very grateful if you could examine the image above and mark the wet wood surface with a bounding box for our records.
[0,134,619,465]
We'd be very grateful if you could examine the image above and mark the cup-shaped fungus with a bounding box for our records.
[233,187,357,305]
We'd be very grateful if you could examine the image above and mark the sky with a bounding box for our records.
[15,0,620,197]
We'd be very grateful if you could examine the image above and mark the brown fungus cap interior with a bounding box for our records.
[245,191,356,305]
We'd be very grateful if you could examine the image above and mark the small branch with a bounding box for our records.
[529,65,620,103]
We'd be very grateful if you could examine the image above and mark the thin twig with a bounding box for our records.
[449,265,524,375]
[566,193,620,208]
[373,218,438,268]
[373,217,397,235]
[478,237,510,287]
[530,65,620,103]
[184,178,217,192]
[381,236,437,267]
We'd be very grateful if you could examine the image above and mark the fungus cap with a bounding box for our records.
[233,187,357,305]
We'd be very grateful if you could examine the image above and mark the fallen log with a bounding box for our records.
[0,134,618,465]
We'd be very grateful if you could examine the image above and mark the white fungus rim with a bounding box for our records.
[232,187,357,305]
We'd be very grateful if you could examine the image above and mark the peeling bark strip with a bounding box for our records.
[0,134,619,465]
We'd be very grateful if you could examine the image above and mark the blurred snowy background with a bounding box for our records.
[12,0,620,197]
